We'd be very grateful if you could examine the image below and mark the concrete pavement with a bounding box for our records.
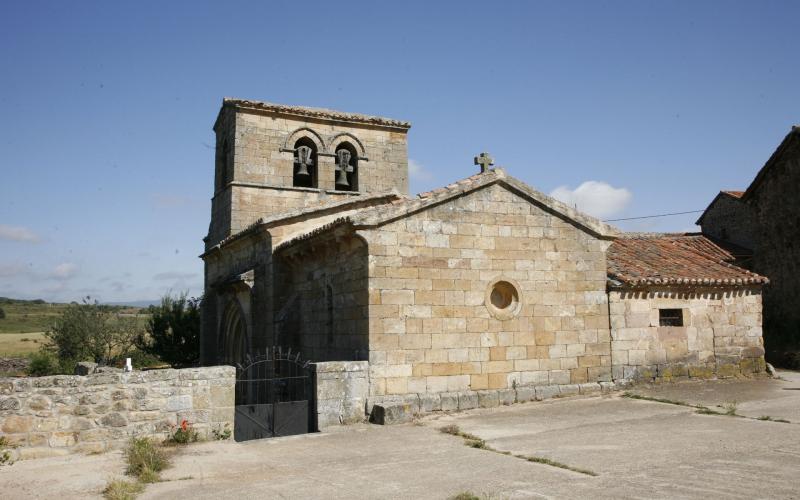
[2,371,798,499]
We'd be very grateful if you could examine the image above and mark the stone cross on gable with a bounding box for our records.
[474,152,494,173]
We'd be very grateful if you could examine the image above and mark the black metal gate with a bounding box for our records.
[234,348,316,441]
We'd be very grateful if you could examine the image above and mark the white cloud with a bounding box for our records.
[0,224,40,243]
[550,181,632,219]
[408,159,434,181]
[50,263,78,280]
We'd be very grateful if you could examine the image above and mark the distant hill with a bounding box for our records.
[0,300,70,334]
[0,297,51,305]
[0,297,160,309]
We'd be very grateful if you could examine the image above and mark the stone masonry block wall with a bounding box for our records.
[748,136,800,352]
[207,107,409,246]
[367,381,622,424]
[314,361,369,428]
[363,184,613,398]
[202,232,271,365]
[276,237,369,362]
[0,366,235,459]
[222,186,353,245]
[232,110,408,196]
[609,287,765,381]
[699,194,758,251]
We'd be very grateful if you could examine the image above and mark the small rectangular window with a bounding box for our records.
[659,309,683,327]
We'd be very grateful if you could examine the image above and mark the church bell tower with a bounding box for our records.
[205,98,411,250]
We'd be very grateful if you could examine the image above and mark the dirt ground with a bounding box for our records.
[3,371,799,500]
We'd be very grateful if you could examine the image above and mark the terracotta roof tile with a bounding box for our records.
[608,234,767,287]
[352,170,500,225]
[722,190,745,198]
[222,98,411,129]
[201,192,401,257]
[275,168,622,254]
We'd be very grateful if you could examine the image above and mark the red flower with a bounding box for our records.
[180,419,188,431]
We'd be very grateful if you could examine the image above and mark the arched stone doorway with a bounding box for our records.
[222,301,248,365]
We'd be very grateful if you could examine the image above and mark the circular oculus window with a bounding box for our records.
[485,278,522,319]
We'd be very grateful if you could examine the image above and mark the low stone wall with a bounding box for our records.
[0,366,235,459]
[313,361,368,428]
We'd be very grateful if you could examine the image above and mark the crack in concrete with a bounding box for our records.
[438,424,598,477]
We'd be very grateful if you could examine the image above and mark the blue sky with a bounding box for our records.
[0,0,797,303]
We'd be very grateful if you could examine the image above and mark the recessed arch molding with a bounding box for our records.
[280,128,369,160]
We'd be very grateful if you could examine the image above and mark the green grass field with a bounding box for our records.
[0,332,47,357]
[0,298,148,357]
[0,301,69,333]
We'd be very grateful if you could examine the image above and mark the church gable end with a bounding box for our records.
[361,181,614,397]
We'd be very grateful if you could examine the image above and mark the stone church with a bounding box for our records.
[201,98,767,405]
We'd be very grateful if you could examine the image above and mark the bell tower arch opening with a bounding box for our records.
[292,137,318,188]
[334,142,358,192]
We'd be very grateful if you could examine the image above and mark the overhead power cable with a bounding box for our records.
[603,209,704,222]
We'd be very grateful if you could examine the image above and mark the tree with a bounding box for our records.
[136,292,201,367]
[45,296,141,370]
[0,307,5,319]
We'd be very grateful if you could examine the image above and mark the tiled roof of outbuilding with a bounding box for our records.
[607,233,768,287]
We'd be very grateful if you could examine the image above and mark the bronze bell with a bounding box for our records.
[336,149,352,187]
[294,145,313,178]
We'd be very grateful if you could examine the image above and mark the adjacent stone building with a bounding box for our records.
[201,98,768,412]
[696,191,757,252]
[607,234,767,381]
[697,126,800,363]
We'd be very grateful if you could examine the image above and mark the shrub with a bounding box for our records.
[136,293,200,367]
[212,423,232,441]
[46,296,142,368]
[0,436,17,467]
[449,493,481,500]
[103,479,144,500]
[0,306,5,319]
[124,437,169,481]
[127,349,163,369]
[167,419,199,445]
[27,350,62,376]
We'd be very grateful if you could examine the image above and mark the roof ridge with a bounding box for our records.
[222,98,411,129]
[607,234,768,287]
[201,191,401,257]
